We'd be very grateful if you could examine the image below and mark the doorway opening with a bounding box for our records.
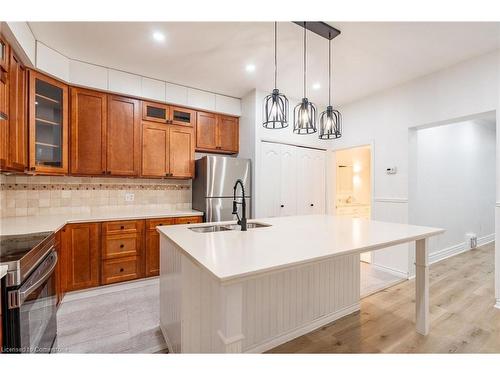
[409,112,496,270]
[334,145,401,296]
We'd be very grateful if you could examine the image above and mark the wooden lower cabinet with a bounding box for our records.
[102,256,141,285]
[57,216,203,292]
[145,218,175,277]
[101,220,144,285]
[61,223,101,292]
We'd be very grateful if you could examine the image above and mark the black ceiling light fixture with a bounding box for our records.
[263,22,289,129]
[293,22,317,135]
[292,22,341,137]
[319,33,342,140]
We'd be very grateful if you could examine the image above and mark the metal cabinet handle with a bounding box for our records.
[310,204,314,207]
[280,204,284,208]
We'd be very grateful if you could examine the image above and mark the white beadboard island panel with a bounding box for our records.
[159,235,360,353]
[158,215,443,353]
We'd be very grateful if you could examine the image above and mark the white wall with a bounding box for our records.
[410,119,496,263]
[332,49,499,277]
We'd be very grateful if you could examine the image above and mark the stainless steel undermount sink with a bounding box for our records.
[188,222,271,233]
[188,225,232,233]
[223,222,272,230]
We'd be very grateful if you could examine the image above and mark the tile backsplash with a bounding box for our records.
[0,175,192,218]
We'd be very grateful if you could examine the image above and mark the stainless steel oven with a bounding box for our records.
[1,232,58,353]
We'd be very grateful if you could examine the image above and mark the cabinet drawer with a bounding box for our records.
[174,216,203,225]
[146,218,175,230]
[103,234,139,259]
[103,220,142,234]
[102,257,140,285]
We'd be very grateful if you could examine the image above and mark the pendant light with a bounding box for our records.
[263,22,289,129]
[293,22,317,134]
[319,35,342,140]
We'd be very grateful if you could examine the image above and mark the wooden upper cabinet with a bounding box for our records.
[0,35,8,72]
[195,111,239,154]
[70,87,107,175]
[106,95,141,176]
[217,115,239,153]
[169,125,194,178]
[28,70,69,174]
[7,51,27,172]
[196,111,217,150]
[141,121,169,178]
[142,101,195,127]
[170,106,195,127]
[141,122,194,179]
[142,101,169,123]
[61,223,101,292]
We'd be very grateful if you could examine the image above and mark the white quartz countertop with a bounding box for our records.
[0,209,203,236]
[0,264,7,279]
[158,215,444,282]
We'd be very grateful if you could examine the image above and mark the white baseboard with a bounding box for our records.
[429,233,495,265]
[495,299,500,310]
[244,303,360,353]
[62,276,159,303]
[370,262,409,279]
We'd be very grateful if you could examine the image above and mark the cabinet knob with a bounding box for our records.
[120,244,124,248]
[102,171,106,174]
[310,204,314,207]
[120,225,125,230]
[120,268,124,272]
[280,204,284,208]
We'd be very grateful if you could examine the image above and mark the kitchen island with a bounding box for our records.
[158,215,443,353]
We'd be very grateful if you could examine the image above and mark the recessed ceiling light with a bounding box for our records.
[152,31,166,42]
[245,64,256,73]
[312,83,321,90]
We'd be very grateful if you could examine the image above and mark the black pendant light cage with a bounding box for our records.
[319,35,342,140]
[294,98,317,134]
[263,22,289,129]
[294,22,317,134]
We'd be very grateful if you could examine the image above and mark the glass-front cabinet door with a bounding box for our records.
[29,70,68,174]
[170,106,195,127]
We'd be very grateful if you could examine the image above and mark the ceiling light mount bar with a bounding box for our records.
[292,22,341,41]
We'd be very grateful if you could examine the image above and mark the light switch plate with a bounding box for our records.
[125,193,135,202]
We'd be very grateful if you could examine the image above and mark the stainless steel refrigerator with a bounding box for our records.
[192,156,251,222]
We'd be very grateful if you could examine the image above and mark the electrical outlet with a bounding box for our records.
[125,193,135,202]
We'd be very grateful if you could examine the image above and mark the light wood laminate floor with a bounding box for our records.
[269,242,499,353]
[54,242,498,353]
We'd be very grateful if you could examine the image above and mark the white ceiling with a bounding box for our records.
[29,22,500,105]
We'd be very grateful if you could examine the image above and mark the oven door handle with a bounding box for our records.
[9,250,58,309]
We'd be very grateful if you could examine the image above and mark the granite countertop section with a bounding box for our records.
[0,208,203,236]
[158,215,444,282]
[0,264,7,280]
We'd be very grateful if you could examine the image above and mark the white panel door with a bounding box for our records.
[311,149,326,214]
[279,144,297,216]
[259,142,282,218]
[296,148,314,215]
